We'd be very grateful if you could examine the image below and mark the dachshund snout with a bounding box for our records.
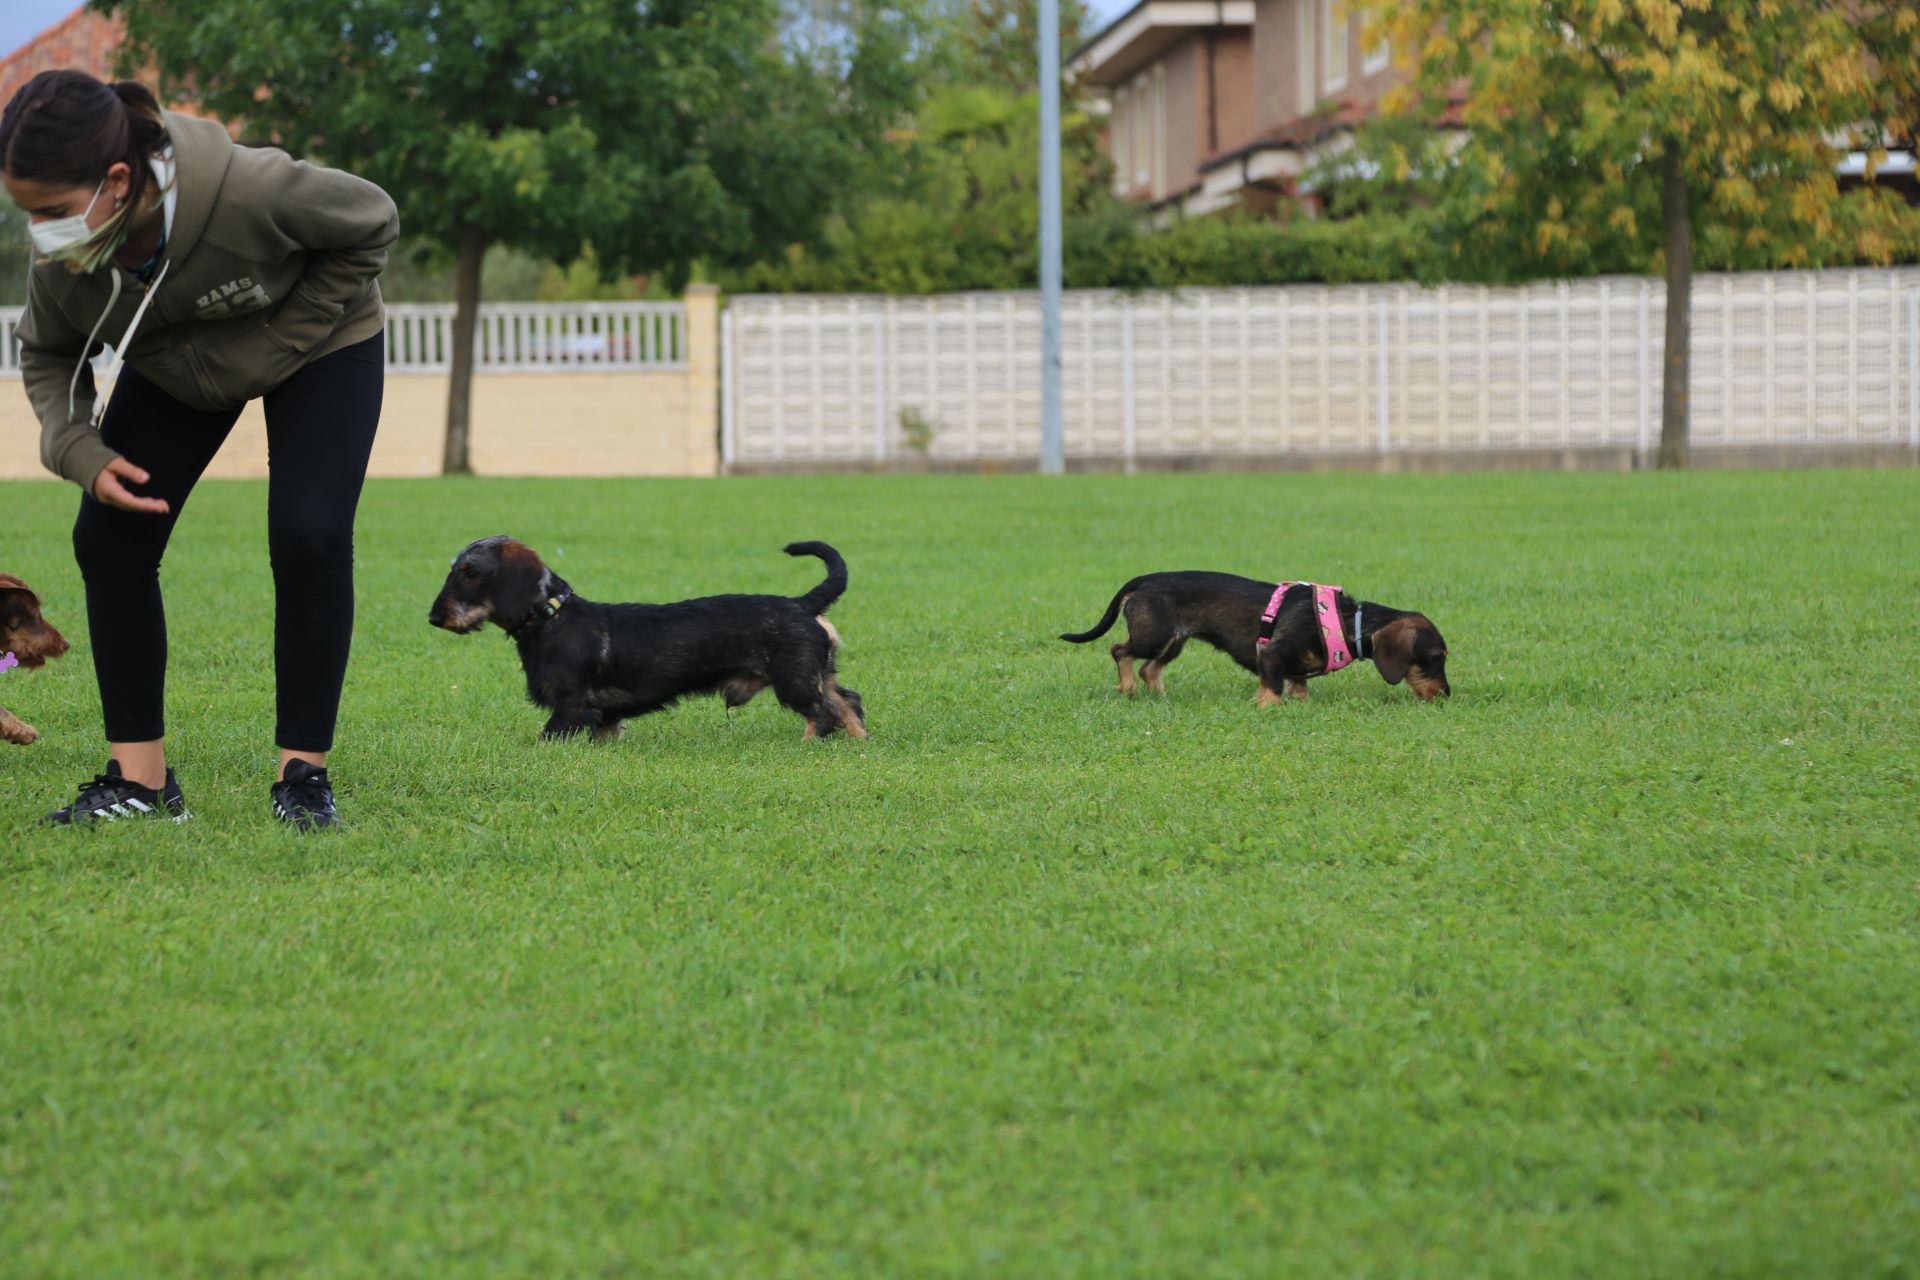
[427,597,489,634]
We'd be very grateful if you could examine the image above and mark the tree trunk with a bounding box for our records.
[1658,146,1691,470]
[443,222,488,476]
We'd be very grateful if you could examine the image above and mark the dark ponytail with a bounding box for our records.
[0,70,169,208]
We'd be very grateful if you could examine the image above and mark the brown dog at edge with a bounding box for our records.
[1,574,72,745]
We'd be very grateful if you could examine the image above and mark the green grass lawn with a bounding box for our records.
[2,470,1917,1276]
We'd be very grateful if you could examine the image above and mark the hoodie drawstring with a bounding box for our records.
[70,258,171,429]
[68,268,121,425]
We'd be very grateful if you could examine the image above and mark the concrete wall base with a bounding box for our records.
[726,444,1920,477]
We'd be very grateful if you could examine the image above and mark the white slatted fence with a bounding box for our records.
[0,300,686,376]
[722,269,1920,464]
[383,302,685,372]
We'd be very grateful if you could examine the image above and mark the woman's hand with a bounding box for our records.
[90,457,170,515]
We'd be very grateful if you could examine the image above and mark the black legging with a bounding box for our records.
[72,332,383,752]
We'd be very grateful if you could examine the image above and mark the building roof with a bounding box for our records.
[1068,0,1255,87]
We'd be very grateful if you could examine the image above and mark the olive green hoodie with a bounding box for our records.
[16,111,400,489]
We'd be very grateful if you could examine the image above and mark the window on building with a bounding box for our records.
[1113,87,1132,192]
[1363,35,1390,75]
[1322,0,1348,93]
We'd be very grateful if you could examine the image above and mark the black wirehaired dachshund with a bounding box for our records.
[1061,571,1450,703]
[429,537,866,742]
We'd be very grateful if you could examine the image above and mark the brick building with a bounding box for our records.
[1069,0,1912,218]
[0,5,225,128]
[0,8,125,108]
[1068,0,1441,218]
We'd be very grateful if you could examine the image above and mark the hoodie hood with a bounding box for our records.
[154,111,233,269]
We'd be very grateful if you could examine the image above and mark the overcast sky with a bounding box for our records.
[4,1,1137,67]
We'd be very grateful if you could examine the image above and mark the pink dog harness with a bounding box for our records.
[1256,582,1358,675]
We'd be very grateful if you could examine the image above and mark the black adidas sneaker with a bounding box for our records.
[271,759,340,831]
[43,759,191,825]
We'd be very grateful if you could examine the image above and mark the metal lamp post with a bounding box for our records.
[1038,0,1065,474]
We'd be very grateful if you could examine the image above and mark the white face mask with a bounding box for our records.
[28,178,125,270]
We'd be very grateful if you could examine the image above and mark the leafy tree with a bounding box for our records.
[1351,0,1920,467]
[377,238,668,304]
[378,239,549,305]
[944,0,1095,93]
[100,0,930,472]
[726,81,1460,293]
[727,82,1119,293]
[726,0,1115,292]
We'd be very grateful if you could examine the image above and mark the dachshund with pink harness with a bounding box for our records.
[1060,570,1450,704]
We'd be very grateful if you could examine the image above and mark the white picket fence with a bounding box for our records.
[0,300,686,376]
[722,269,1920,464]
[383,302,685,372]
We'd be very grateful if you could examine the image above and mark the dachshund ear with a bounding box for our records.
[1370,617,1418,685]
[0,574,40,611]
[491,542,550,630]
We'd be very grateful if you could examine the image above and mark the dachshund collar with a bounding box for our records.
[1257,581,1357,674]
[507,586,574,639]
